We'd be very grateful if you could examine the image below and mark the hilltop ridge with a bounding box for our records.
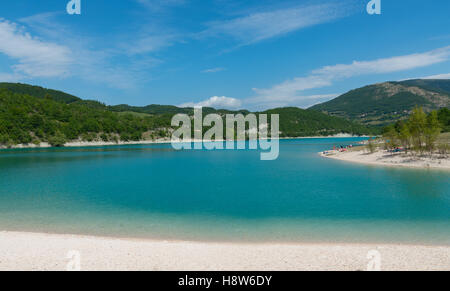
[310,79,450,126]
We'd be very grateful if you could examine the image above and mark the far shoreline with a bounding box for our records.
[0,134,369,150]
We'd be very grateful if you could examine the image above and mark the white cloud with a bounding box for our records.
[180,96,242,109]
[247,93,339,110]
[313,46,450,78]
[128,1,186,55]
[202,67,225,73]
[252,76,333,101]
[0,13,173,89]
[0,72,22,82]
[125,33,177,55]
[250,46,450,109]
[429,34,450,41]
[19,12,68,41]
[422,73,450,79]
[0,19,72,78]
[200,3,350,46]
[136,0,186,11]
[9,15,159,90]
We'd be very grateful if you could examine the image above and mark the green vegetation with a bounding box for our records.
[0,83,81,104]
[0,83,375,148]
[310,79,450,127]
[400,79,450,94]
[382,107,448,155]
[437,132,450,144]
[109,104,251,117]
[367,137,377,153]
[263,107,375,137]
[0,89,172,147]
[437,107,450,132]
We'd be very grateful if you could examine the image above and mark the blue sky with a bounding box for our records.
[0,0,449,110]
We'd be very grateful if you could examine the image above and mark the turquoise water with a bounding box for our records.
[0,138,449,244]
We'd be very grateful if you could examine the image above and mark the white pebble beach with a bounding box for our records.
[0,231,449,271]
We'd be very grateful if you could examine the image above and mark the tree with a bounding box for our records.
[367,137,377,153]
[408,107,427,153]
[437,143,449,157]
[48,131,67,147]
[397,121,411,153]
[437,108,450,132]
[0,134,12,147]
[382,125,398,150]
[381,107,446,157]
[424,111,441,154]
[100,133,109,142]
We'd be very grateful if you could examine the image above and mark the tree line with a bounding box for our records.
[0,87,378,148]
[382,107,449,155]
[0,89,172,147]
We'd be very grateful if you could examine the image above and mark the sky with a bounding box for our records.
[0,0,449,110]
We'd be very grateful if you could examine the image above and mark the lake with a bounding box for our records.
[0,138,449,244]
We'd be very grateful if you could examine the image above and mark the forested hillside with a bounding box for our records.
[0,83,81,104]
[0,83,375,147]
[263,107,373,137]
[0,89,172,146]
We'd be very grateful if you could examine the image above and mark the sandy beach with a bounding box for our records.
[0,231,449,271]
[320,150,450,170]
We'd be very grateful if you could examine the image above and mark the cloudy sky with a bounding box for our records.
[0,0,449,110]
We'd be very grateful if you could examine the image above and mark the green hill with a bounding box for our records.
[263,107,373,137]
[109,104,192,115]
[0,83,374,147]
[310,79,450,127]
[108,104,250,116]
[0,88,172,146]
[0,83,82,104]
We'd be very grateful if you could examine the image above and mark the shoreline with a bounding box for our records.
[320,149,450,170]
[0,134,368,150]
[1,231,449,271]
[0,139,174,150]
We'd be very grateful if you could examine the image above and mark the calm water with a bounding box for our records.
[0,138,449,244]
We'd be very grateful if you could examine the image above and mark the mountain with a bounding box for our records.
[0,83,374,147]
[310,79,450,127]
[400,79,450,94]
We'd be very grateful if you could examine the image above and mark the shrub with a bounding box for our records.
[48,131,67,147]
